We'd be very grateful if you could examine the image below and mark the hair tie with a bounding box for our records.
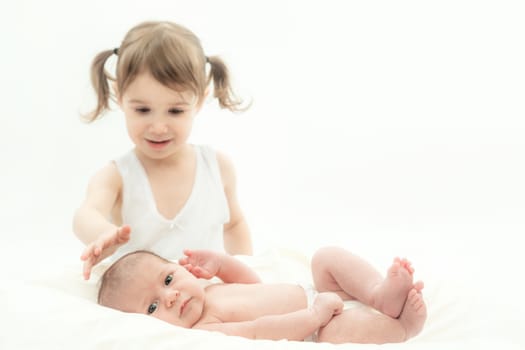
[113,48,119,56]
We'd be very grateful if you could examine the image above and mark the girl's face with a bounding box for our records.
[110,254,206,328]
[119,71,202,162]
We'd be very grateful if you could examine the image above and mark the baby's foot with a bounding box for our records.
[398,288,427,340]
[371,259,414,318]
[395,257,414,275]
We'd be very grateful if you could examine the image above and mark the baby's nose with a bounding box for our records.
[164,290,180,308]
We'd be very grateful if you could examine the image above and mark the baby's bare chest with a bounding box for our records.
[203,284,307,322]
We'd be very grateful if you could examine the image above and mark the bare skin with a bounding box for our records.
[99,248,427,344]
[311,247,422,318]
[317,287,427,344]
[399,288,427,339]
[371,258,421,318]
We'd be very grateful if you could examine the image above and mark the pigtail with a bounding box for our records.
[207,56,249,112]
[82,49,116,122]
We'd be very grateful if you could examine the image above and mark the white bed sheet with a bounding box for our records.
[1,246,523,350]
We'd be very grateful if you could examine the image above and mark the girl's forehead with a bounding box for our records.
[123,72,197,105]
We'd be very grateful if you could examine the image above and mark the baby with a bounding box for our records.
[98,246,426,344]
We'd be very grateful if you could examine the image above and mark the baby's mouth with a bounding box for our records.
[180,298,192,316]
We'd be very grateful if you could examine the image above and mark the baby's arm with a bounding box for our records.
[180,249,261,283]
[195,292,343,340]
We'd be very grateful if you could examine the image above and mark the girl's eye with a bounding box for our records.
[135,107,150,114]
[147,302,158,314]
[168,108,184,115]
[165,274,173,285]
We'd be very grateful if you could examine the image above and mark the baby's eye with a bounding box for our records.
[135,107,150,114]
[165,274,173,285]
[147,302,158,314]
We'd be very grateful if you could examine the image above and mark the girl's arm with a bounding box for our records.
[216,152,253,255]
[73,163,127,279]
[195,293,343,340]
[73,163,122,243]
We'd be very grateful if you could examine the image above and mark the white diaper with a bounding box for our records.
[299,283,365,342]
[301,283,318,309]
[300,282,364,309]
[299,283,319,342]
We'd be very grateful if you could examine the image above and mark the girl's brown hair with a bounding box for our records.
[84,21,245,122]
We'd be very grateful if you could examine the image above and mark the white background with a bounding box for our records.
[1,0,524,308]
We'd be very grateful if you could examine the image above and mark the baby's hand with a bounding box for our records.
[80,225,131,280]
[179,249,222,279]
[311,292,343,327]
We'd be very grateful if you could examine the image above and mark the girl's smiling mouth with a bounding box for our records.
[146,139,172,149]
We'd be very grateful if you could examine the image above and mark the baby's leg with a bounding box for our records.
[316,289,427,344]
[311,246,415,318]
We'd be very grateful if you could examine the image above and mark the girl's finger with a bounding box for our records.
[80,251,88,261]
[83,260,92,280]
[81,245,95,260]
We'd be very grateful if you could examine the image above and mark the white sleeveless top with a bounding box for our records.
[112,145,229,260]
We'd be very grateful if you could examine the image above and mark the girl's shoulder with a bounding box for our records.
[86,161,122,193]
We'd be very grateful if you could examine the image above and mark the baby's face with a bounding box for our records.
[111,255,206,328]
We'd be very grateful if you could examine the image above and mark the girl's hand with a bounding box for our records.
[80,225,131,280]
[178,249,223,279]
[312,292,343,327]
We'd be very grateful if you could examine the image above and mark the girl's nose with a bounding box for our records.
[149,119,168,135]
[164,290,180,308]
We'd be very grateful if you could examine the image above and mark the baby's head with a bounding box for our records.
[98,250,206,328]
